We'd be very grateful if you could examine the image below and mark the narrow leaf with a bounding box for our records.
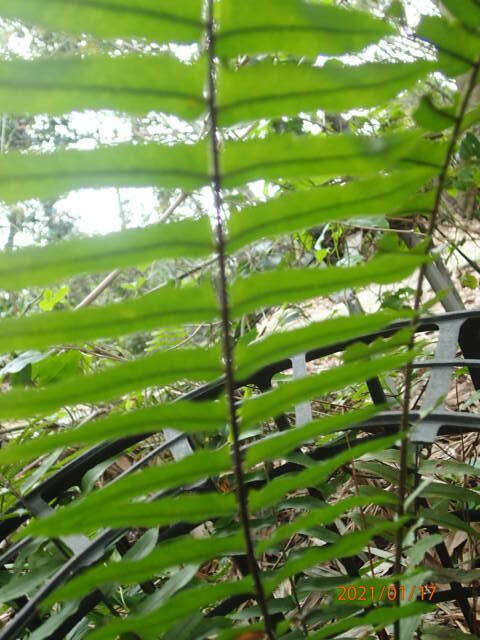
[0,55,206,120]
[0,217,213,292]
[257,492,396,554]
[414,95,457,132]
[0,399,226,464]
[241,351,413,430]
[22,491,236,537]
[0,283,218,352]
[87,578,253,640]
[246,405,379,467]
[227,164,432,250]
[250,434,401,512]
[236,310,401,381]
[42,447,232,530]
[50,533,244,603]
[441,0,480,30]
[0,142,209,204]
[231,254,425,319]
[308,602,432,639]
[417,16,479,75]
[0,0,204,44]
[0,347,221,420]
[219,61,435,126]
[222,132,419,189]
[217,0,393,57]
[267,520,405,590]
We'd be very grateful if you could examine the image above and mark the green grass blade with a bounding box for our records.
[436,0,480,32]
[308,602,431,639]
[250,433,401,513]
[22,449,233,537]
[267,519,405,590]
[62,448,231,514]
[417,16,479,75]
[246,406,379,467]
[257,492,396,554]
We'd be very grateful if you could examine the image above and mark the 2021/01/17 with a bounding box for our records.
[337,583,437,602]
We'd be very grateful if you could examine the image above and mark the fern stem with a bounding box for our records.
[205,2,276,638]
[394,59,480,640]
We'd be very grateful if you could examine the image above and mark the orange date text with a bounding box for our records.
[337,583,437,602]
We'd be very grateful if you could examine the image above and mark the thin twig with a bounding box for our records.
[75,192,189,310]
[75,269,122,310]
[394,59,480,639]
[205,2,275,638]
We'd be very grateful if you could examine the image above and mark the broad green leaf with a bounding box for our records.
[257,491,396,553]
[241,350,413,429]
[222,132,419,188]
[0,399,226,465]
[246,405,379,467]
[0,283,218,352]
[0,142,209,204]
[0,347,221,420]
[227,171,432,255]
[231,253,425,319]
[414,95,457,132]
[236,310,401,381]
[308,602,431,639]
[50,532,244,603]
[218,60,435,126]
[0,0,203,44]
[0,217,213,291]
[87,577,253,640]
[0,55,206,120]
[441,0,480,30]
[217,0,393,57]
[22,491,236,537]
[267,519,405,589]
[417,16,479,75]
[250,433,401,512]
